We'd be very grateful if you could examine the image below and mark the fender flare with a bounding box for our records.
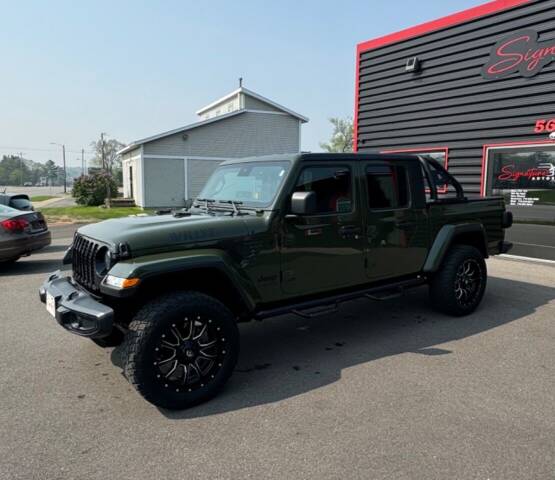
[104,250,256,311]
[423,223,487,273]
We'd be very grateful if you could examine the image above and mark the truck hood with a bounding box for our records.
[77,213,251,256]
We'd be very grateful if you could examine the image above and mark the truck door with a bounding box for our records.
[363,160,429,281]
[281,162,366,296]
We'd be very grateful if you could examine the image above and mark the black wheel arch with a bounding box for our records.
[130,266,254,321]
[423,223,488,273]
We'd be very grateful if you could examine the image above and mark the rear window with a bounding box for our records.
[0,204,21,215]
[9,197,32,210]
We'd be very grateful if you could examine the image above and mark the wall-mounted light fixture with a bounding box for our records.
[405,57,421,73]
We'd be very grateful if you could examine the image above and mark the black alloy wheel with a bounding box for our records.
[154,315,226,392]
[429,245,487,316]
[123,291,239,410]
[454,258,483,309]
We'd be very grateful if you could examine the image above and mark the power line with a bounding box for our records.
[0,145,94,154]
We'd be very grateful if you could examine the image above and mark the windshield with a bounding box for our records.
[198,161,290,207]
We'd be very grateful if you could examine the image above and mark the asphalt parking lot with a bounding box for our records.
[1,225,554,480]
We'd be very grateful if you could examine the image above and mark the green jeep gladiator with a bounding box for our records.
[40,153,513,409]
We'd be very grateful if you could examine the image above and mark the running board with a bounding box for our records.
[255,277,426,321]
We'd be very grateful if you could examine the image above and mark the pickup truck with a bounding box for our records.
[40,153,513,409]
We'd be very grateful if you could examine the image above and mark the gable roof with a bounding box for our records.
[196,87,309,123]
[118,109,246,155]
[118,87,308,156]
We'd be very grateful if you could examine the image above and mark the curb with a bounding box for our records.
[499,254,555,266]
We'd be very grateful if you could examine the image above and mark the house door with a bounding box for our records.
[129,165,134,199]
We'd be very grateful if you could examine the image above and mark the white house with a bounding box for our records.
[118,86,308,208]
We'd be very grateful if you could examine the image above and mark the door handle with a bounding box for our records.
[339,225,361,239]
[395,222,413,231]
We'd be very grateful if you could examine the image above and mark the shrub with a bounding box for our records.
[72,172,119,206]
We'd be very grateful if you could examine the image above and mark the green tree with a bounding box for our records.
[0,155,31,186]
[319,117,354,153]
[90,134,125,174]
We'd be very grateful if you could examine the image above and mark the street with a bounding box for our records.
[0,226,554,480]
[508,223,555,261]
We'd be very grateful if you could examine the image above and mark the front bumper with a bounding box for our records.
[39,270,114,339]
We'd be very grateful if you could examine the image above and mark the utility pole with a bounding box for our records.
[101,133,111,208]
[19,152,23,186]
[49,142,67,192]
[101,133,106,169]
[81,148,85,176]
[62,144,67,194]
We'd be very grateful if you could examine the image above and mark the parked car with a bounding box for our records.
[40,153,513,409]
[23,182,33,187]
[0,193,34,211]
[0,204,51,264]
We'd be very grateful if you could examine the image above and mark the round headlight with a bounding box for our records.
[94,247,112,275]
[104,249,113,271]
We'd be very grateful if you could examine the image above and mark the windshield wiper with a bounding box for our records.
[216,200,244,216]
[194,198,216,214]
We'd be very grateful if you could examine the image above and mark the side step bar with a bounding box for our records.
[255,277,426,321]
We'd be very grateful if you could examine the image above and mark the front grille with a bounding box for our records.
[72,234,101,291]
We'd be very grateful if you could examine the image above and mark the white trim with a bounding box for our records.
[140,145,145,208]
[500,254,555,265]
[143,154,227,161]
[197,88,241,115]
[143,154,185,159]
[184,158,189,200]
[482,142,555,196]
[243,109,289,116]
[196,87,309,123]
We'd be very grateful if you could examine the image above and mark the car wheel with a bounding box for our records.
[0,256,20,265]
[123,291,239,410]
[429,245,487,316]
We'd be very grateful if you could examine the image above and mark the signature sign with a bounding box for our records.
[482,29,555,80]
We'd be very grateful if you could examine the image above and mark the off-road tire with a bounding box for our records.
[122,291,239,410]
[91,329,124,348]
[429,245,487,316]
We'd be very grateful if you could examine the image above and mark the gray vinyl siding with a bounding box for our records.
[187,159,223,199]
[143,157,185,207]
[355,0,555,195]
[243,95,282,112]
[143,112,300,157]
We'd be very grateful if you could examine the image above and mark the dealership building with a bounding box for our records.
[354,0,555,259]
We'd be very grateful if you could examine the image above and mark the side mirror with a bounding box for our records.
[291,191,317,215]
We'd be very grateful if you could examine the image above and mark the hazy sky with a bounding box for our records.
[0,0,484,167]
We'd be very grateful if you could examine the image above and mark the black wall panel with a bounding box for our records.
[355,0,555,195]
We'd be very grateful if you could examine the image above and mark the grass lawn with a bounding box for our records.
[30,195,58,202]
[40,206,148,223]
